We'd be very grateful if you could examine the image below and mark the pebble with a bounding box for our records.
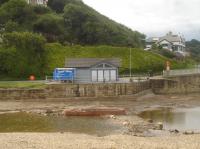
[123,121,130,126]
[109,115,116,119]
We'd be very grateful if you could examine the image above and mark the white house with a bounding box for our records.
[145,32,186,56]
[26,0,48,5]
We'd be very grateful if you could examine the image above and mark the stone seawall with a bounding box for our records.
[46,82,150,98]
[0,81,150,100]
[0,89,46,100]
[151,74,200,94]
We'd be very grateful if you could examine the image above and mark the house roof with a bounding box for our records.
[157,39,173,45]
[158,34,185,43]
[65,58,121,68]
[146,37,159,43]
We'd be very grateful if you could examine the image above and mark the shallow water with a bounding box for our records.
[139,107,200,131]
[0,112,123,136]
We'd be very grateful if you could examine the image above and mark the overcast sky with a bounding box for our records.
[82,0,200,40]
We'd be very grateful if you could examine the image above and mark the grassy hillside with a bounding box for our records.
[45,43,193,75]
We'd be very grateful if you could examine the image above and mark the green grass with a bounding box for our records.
[45,43,167,74]
[45,43,194,75]
[0,81,46,89]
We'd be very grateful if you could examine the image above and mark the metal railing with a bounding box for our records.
[45,75,150,84]
[163,68,200,77]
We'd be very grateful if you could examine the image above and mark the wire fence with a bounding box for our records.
[163,68,200,77]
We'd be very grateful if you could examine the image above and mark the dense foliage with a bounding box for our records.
[0,0,145,47]
[150,48,176,59]
[186,39,200,61]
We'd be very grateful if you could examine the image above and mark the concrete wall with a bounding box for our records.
[0,81,150,100]
[151,74,200,94]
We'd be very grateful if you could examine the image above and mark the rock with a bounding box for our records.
[109,115,116,119]
[157,122,163,130]
[46,109,53,114]
[147,119,153,123]
[184,131,194,135]
[169,129,179,133]
[123,121,130,126]
[174,129,179,133]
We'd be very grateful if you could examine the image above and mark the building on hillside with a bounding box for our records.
[145,37,159,50]
[145,32,186,56]
[26,0,48,5]
[65,58,121,83]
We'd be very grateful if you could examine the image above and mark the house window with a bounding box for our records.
[96,64,104,68]
[110,70,117,81]
[97,70,104,82]
[104,64,112,68]
[91,70,97,82]
[104,70,110,81]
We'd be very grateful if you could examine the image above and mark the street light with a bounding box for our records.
[129,48,132,78]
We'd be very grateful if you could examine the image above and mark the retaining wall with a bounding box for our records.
[151,74,200,94]
[0,81,150,100]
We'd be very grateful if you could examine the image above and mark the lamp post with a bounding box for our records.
[129,48,132,78]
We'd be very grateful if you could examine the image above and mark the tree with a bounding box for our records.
[33,14,65,42]
[33,5,51,15]
[4,21,20,32]
[0,0,36,25]
[186,39,200,61]
[47,0,81,13]
[0,0,9,6]
[47,0,66,13]
[2,32,46,77]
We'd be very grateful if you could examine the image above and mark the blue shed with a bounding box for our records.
[53,68,76,81]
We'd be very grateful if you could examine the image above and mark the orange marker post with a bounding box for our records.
[29,75,35,81]
[166,61,171,71]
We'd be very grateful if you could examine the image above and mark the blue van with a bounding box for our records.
[53,68,76,82]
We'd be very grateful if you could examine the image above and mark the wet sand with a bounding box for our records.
[1,91,200,114]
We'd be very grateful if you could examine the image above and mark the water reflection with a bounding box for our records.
[0,112,122,136]
[139,107,200,131]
